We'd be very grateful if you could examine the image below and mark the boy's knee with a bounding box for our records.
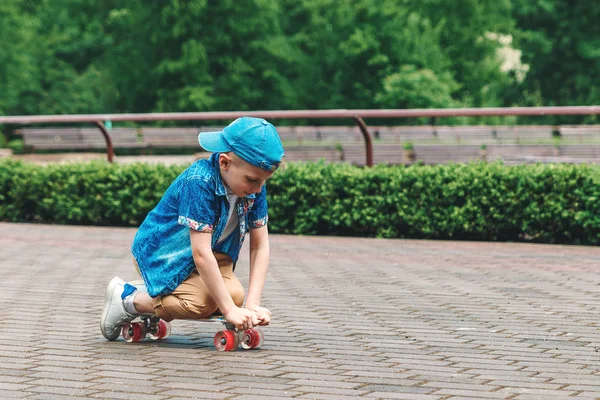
[187,298,219,319]
[229,284,245,307]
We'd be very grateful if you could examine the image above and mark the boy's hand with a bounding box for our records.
[245,304,271,326]
[223,306,259,330]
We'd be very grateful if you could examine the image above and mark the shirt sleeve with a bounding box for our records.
[248,184,269,229]
[177,177,217,233]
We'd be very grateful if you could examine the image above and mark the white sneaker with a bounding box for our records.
[100,276,137,341]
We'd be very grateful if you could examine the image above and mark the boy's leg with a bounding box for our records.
[153,253,244,322]
[216,254,245,314]
[100,258,152,341]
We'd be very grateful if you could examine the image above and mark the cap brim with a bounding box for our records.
[198,130,231,152]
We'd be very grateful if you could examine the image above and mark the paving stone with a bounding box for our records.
[330,361,398,369]
[87,382,166,395]
[290,386,369,396]
[0,392,33,399]
[89,393,168,400]
[361,385,434,394]
[420,381,503,391]
[431,388,510,398]
[89,377,161,387]
[562,384,600,393]
[340,370,414,379]
[23,385,101,396]
[28,395,94,400]
[286,379,362,389]
[210,367,285,377]
[24,379,96,389]
[496,387,581,396]
[297,394,379,400]
[0,382,34,391]
[0,375,33,384]
[231,396,298,400]
[277,373,348,382]
[155,381,235,392]
[30,359,95,369]
[153,389,230,398]
[0,361,35,370]
[485,380,564,390]
[512,396,588,400]
[225,381,295,391]
[225,387,305,397]
[90,364,161,374]
[363,393,443,399]
[154,371,226,379]
[346,377,424,386]
[89,370,162,381]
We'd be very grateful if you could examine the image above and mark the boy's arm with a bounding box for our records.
[190,229,258,330]
[245,225,271,324]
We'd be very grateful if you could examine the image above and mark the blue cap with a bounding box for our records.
[198,117,285,171]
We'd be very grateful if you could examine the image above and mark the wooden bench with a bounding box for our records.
[16,127,143,150]
[277,125,554,145]
[283,145,341,162]
[275,126,364,143]
[559,125,600,142]
[558,144,600,158]
[373,126,436,143]
[500,144,600,165]
[17,126,215,157]
[142,127,201,148]
[341,144,403,164]
[336,144,481,165]
[434,126,493,144]
[492,125,554,143]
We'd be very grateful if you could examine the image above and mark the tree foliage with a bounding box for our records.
[511,0,600,122]
[0,0,596,122]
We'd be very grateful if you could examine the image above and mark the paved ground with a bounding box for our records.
[1,222,599,400]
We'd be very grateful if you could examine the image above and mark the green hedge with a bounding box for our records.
[1,159,599,245]
[0,159,181,227]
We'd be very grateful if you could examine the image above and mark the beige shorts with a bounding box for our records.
[135,252,244,322]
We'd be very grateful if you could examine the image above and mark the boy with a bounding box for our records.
[100,117,285,340]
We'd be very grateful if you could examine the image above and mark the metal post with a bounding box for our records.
[352,115,373,167]
[95,121,114,163]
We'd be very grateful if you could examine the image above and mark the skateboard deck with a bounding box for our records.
[120,315,264,351]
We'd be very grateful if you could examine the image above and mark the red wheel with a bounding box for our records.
[214,330,238,351]
[122,322,146,343]
[149,320,171,340]
[241,328,264,349]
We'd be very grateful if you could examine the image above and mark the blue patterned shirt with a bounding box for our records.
[131,153,269,297]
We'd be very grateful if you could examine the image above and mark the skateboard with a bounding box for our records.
[120,315,264,352]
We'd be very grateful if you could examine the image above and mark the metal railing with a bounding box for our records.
[2,106,600,165]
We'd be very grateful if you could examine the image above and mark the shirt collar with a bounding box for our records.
[210,153,227,196]
[209,153,256,199]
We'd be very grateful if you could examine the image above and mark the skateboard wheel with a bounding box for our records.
[122,322,146,343]
[241,328,264,349]
[149,320,171,340]
[214,330,237,351]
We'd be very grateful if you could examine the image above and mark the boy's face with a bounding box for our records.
[219,153,274,197]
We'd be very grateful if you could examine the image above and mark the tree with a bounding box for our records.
[281,0,518,117]
[0,0,42,115]
[512,0,600,122]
